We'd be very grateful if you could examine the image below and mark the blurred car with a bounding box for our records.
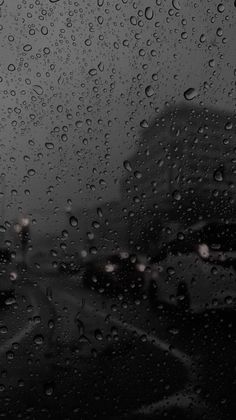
[83,252,147,297]
[0,248,17,299]
[148,222,236,312]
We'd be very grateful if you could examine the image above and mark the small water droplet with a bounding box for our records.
[44,382,54,396]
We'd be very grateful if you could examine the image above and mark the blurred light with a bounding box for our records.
[14,223,21,233]
[105,263,117,272]
[9,272,17,281]
[198,243,210,259]
[136,263,146,272]
[21,217,30,227]
[120,251,129,259]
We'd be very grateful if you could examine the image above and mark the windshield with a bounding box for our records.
[0,1,235,419]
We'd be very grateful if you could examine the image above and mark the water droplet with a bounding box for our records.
[48,320,55,329]
[23,44,32,52]
[89,68,97,76]
[45,142,54,150]
[167,267,175,275]
[134,170,142,179]
[214,170,223,182]
[8,64,15,72]
[172,190,181,201]
[5,296,16,305]
[123,160,132,172]
[172,0,181,10]
[225,296,233,305]
[145,85,154,97]
[70,216,78,227]
[41,26,48,35]
[92,221,100,229]
[33,335,44,345]
[44,383,54,396]
[46,287,53,301]
[225,121,233,130]
[28,169,36,176]
[140,119,149,128]
[94,329,103,341]
[97,207,103,218]
[33,85,44,95]
[145,7,154,20]
[217,3,225,13]
[0,326,8,334]
[184,88,198,100]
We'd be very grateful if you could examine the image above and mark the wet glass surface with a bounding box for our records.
[0,1,235,419]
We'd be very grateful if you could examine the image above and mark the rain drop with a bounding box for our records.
[45,142,54,150]
[184,88,198,101]
[70,216,78,227]
[172,0,181,10]
[94,329,103,341]
[214,170,223,182]
[140,119,149,128]
[145,7,154,20]
[23,44,32,52]
[123,160,132,172]
[33,335,44,345]
[145,85,154,97]
[33,85,44,95]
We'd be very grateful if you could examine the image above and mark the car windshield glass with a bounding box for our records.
[0,1,235,419]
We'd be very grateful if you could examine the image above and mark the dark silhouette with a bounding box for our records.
[18,217,31,268]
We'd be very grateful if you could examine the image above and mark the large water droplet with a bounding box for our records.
[140,119,149,128]
[33,85,44,95]
[34,335,44,345]
[184,88,198,100]
[145,85,154,97]
[45,142,54,150]
[214,169,223,182]
[70,216,78,227]
[23,44,32,52]
[94,329,103,341]
[172,190,181,201]
[145,7,154,20]
[172,0,181,10]
[123,160,132,172]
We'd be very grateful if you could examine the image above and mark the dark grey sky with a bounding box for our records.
[0,0,235,233]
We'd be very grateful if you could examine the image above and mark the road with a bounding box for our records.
[0,269,235,419]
